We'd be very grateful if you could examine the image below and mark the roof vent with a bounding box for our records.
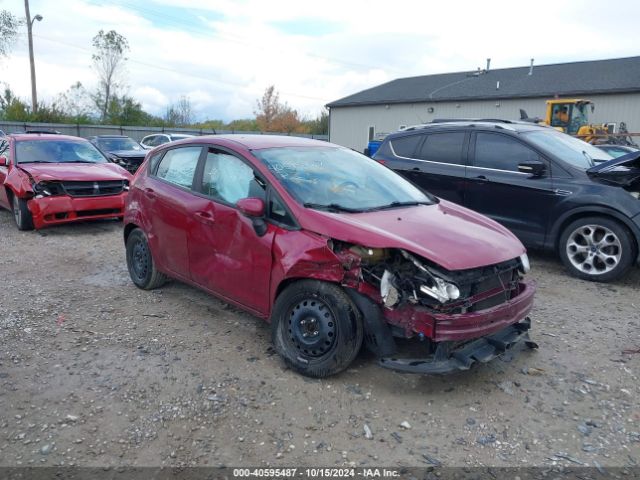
[486,58,491,71]
[496,81,500,90]
[529,58,534,75]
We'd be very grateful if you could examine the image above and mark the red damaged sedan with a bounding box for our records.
[124,135,537,377]
[0,134,131,230]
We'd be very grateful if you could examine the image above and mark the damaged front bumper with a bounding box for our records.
[28,192,127,229]
[379,317,537,374]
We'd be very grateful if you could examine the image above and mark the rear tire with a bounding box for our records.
[271,280,363,378]
[559,216,635,282]
[12,196,34,231]
[126,228,167,289]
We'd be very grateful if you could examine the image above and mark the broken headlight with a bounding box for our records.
[419,278,460,303]
[33,181,63,197]
[518,253,531,274]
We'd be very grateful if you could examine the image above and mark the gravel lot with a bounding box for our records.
[0,211,638,470]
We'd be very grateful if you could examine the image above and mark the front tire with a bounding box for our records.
[12,196,34,231]
[271,280,363,378]
[559,216,635,282]
[126,228,167,289]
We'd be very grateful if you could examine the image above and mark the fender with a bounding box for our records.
[5,166,34,198]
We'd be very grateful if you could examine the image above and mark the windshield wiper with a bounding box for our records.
[18,160,55,164]
[363,200,432,212]
[64,160,97,163]
[582,150,595,166]
[303,202,364,213]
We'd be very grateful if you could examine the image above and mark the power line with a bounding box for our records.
[32,33,332,103]
[101,0,400,74]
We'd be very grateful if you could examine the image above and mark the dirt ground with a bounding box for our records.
[0,212,638,470]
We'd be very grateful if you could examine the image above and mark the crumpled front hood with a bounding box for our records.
[298,200,525,271]
[18,162,131,182]
[587,151,640,187]
[108,150,146,160]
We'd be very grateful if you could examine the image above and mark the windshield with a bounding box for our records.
[522,130,612,169]
[96,137,142,151]
[255,146,435,212]
[16,140,108,164]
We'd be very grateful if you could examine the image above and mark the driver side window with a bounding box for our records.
[199,149,264,205]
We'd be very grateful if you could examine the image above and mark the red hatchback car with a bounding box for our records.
[124,135,537,377]
[0,134,131,230]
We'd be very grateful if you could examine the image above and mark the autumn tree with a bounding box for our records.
[92,29,129,121]
[0,10,22,58]
[255,85,306,133]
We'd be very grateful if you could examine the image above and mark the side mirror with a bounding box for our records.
[518,160,546,177]
[237,197,265,217]
[237,197,268,237]
[0,156,7,167]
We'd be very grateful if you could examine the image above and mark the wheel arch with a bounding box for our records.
[123,222,139,245]
[551,206,640,258]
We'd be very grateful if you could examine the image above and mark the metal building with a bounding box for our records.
[327,56,640,151]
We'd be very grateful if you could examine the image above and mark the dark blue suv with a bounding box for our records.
[374,121,640,282]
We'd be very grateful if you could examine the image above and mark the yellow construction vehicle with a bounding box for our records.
[520,99,638,146]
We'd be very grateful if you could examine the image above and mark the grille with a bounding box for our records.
[443,258,521,313]
[61,180,125,197]
[471,266,519,311]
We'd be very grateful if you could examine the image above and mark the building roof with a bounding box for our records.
[327,56,640,108]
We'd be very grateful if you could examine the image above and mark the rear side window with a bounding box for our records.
[474,133,540,172]
[415,132,466,165]
[390,135,422,158]
[155,146,201,188]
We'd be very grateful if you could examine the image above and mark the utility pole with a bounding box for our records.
[24,0,43,114]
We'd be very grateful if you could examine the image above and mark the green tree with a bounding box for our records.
[227,118,259,131]
[56,82,93,123]
[92,30,130,121]
[165,95,193,127]
[0,10,22,58]
[0,86,30,121]
[305,108,329,135]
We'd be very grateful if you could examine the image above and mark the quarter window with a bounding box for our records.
[200,150,261,205]
[155,146,201,188]
[391,135,422,158]
[415,132,466,165]
[474,133,540,172]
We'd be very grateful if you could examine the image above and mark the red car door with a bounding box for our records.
[0,138,11,209]
[143,145,203,278]
[187,147,275,313]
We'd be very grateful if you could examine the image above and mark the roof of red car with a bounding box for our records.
[199,134,330,150]
[10,133,88,142]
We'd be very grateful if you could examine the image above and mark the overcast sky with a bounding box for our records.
[2,0,640,121]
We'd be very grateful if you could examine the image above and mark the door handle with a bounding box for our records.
[144,187,156,199]
[195,211,215,225]
[411,167,421,171]
[473,175,489,183]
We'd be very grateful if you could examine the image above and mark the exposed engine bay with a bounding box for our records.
[336,243,529,315]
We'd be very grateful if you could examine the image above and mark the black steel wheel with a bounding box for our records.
[125,228,167,289]
[272,280,363,378]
